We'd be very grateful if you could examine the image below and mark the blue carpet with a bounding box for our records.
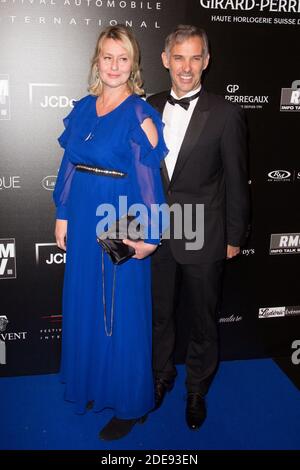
[0,359,299,450]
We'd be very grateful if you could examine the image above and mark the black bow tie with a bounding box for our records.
[167,90,201,110]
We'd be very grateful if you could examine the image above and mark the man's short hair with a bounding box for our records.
[164,24,209,58]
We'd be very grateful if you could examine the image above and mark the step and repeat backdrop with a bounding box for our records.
[0,0,299,375]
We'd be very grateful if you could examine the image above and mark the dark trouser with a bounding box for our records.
[152,240,224,396]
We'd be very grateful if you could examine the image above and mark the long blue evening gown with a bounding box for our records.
[53,94,168,418]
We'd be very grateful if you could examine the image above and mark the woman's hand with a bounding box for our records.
[55,219,68,251]
[226,244,240,259]
[122,239,158,259]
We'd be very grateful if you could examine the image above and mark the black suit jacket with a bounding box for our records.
[147,88,250,264]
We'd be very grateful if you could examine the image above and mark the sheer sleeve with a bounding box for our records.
[129,103,169,244]
[53,103,78,220]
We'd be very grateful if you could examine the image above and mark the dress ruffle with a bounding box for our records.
[57,101,79,149]
[129,101,168,169]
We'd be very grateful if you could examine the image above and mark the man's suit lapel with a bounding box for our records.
[170,89,210,187]
[161,155,170,187]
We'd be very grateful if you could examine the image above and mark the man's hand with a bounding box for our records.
[227,244,240,259]
[122,239,158,259]
[55,219,68,251]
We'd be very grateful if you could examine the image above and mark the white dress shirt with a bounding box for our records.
[163,86,201,180]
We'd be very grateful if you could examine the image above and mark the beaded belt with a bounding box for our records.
[76,164,127,178]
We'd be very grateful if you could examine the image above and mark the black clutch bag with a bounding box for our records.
[96,215,143,265]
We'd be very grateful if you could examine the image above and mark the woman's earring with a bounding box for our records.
[130,72,134,81]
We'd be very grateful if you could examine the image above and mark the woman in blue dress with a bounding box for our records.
[53,25,168,440]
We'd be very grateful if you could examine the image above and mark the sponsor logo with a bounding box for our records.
[241,248,255,256]
[35,243,66,265]
[40,314,62,341]
[199,0,300,11]
[29,83,74,109]
[0,176,21,190]
[280,80,300,112]
[0,75,10,120]
[286,306,300,317]
[258,307,285,318]
[259,306,300,319]
[219,314,243,323]
[225,84,268,110]
[0,239,17,279]
[267,170,300,183]
[270,233,300,255]
[0,316,9,332]
[0,315,27,365]
[41,175,57,191]
[39,327,62,341]
[267,170,291,181]
[0,316,9,365]
[0,3,162,29]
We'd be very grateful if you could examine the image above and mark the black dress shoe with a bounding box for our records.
[99,415,147,441]
[154,378,174,410]
[185,392,206,430]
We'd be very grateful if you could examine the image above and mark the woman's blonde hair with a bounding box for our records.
[89,25,144,96]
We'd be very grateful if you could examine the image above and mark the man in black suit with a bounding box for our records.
[147,25,249,430]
